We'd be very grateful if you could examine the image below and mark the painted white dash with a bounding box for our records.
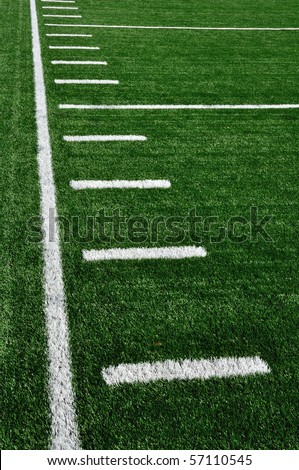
[55,79,119,84]
[42,6,79,9]
[70,180,171,190]
[64,135,146,141]
[52,61,107,65]
[83,246,207,262]
[29,0,79,450]
[43,14,82,18]
[46,34,92,37]
[45,23,299,31]
[49,46,100,50]
[102,357,271,385]
[59,103,299,110]
[42,1,76,3]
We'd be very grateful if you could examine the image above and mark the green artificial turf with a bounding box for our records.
[0,0,50,449]
[1,0,299,449]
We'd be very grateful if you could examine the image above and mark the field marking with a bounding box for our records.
[49,46,100,49]
[102,357,270,385]
[64,135,146,141]
[83,246,207,262]
[30,0,79,450]
[42,6,79,9]
[43,14,82,18]
[45,23,299,31]
[59,103,299,110]
[42,0,76,2]
[52,60,107,65]
[46,33,92,37]
[55,79,119,84]
[70,180,171,190]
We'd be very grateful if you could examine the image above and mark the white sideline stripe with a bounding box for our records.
[42,6,79,9]
[29,0,79,450]
[64,135,146,141]
[83,246,207,261]
[102,357,270,385]
[55,79,119,84]
[42,1,76,3]
[49,46,100,49]
[45,23,299,31]
[43,14,82,18]
[70,180,171,189]
[52,60,107,65]
[59,103,299,110]
[46,33,92,37]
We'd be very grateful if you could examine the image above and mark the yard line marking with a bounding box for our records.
[29,0,79,450]
[52,60,107,65]
[46,33,92,37]
[83,246,207,261]
[55,79,119,84]
[70,180,171,190]
[42,1,76,2]
[49,46,100,49]
[59,103,299,110]
[102,357,270,385]
[43,14,82,18]
[45,23,299,31]
[42,6,79,9]
[64,135,146,141]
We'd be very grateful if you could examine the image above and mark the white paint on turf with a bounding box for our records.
[47,33,92,37]
[45,23,299,31]
[83,246,207,262]
[63,135,146,141]
[42,1,76,2]
[29,0,80,450]
[59,103,299,110]
[52,60,107,65]
[49,46,100,49]
[70,180,171,189]
[42,6,79,9]
[43,15,82,18]
[55,79,119,84]
[102,357,270,385]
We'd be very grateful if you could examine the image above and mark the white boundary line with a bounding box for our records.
[42,0,76,2]
[59,103,299,110]
[102,357,270,385]
[70,180,171,189]
[55,79,119,84]
[45,23,299,31]
[30,0,79,450]
[63,135,146,141]
[83,246,207,261]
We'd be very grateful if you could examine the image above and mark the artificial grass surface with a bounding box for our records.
[48,31,299,105]
[1,0,299,449]
[46,0,299,29]
[0,0,50,449]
